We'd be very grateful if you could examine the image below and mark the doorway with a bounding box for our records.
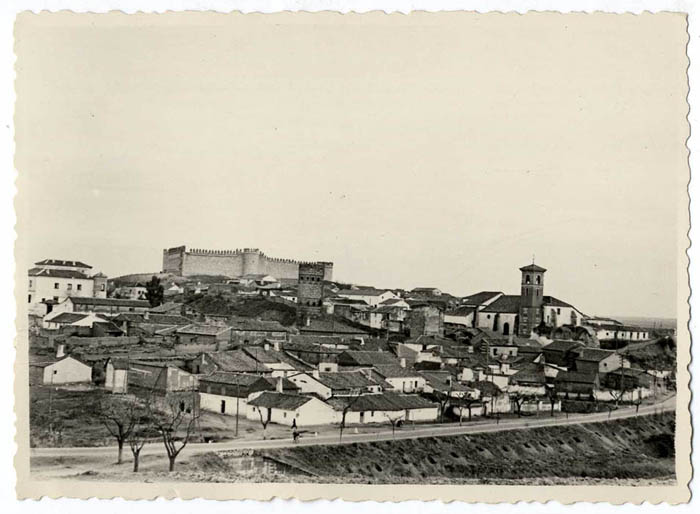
[220,400,226,414]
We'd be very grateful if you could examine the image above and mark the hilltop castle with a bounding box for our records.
[162,245,333,281]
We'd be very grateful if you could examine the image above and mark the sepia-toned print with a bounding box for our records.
[14,10,691,503]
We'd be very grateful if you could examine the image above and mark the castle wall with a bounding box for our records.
[163,246,333,280]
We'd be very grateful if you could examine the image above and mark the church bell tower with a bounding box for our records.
[518,262,546,336]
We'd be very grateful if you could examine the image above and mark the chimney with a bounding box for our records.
[273,340,281,352]
[264,341,270,352]
[144,311,150,320]
[312,369,320,379]
[399,358,406,368]
[276,376,284,392]
[56,343,65,358]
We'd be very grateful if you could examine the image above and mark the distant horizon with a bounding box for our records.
[29,241,677,320]
[16,14,686,321]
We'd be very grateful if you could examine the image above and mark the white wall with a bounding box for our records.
[29,275,95,306]
[200,391,248,415]
[384,376,425,393]
[288,373,332,399]
[43,357,92,384]
[247,398,337,427]
[544,306,582,327]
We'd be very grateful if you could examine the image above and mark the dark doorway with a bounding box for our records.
[503,322,510,336]
[221,400,226,414]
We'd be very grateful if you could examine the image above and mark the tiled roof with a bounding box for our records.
[574,348,618,362]
[204,350,271,373]
[337,288,389,297]
[543,340,584,353]
[248,392,313,410]
[69,297,150,308]
[461,291,503,306]
[28,267,90,279]
[316,371,389,391]
[34,259,92,269]
[177,323,231,336]
[229,318,289,332]
[380,298,407,306]
[554,370,598,385]
[519,263,547,273]
[327,392,437,412]
[445,306,476,317]
[339,350,399,366]
[509,363,546,384]
[480,295,521,314]
[419,371,473,392]
[542,296,575,309]
[374,364,422,379]
[49,312,89,324]
[300,319,368,335]
[472,380,502,396]
[199,372,267,387]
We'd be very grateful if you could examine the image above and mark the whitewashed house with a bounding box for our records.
[32,355,93,385]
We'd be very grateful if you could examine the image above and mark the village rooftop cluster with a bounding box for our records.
[27,247,677,471]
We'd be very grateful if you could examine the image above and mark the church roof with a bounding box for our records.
[520,263,547,273]
[480,295,521,314]
[461,291,503,306]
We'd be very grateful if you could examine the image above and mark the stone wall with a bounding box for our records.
[162,246,333,280]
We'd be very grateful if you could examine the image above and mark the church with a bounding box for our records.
[461,263,585,337]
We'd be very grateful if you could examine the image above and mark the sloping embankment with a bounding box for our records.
[258,413,675,483]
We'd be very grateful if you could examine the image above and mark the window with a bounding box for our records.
[53,296,59,302]
[100,284,105,291]
[536,275,541,285]
[28,294,31,303]
[77,284,82,291]
[29,280,32,288]
[557,308,561,315]
[54,283,59,289]
[525,275,531,284]
[283,412,287,418]
[67,284,72,291]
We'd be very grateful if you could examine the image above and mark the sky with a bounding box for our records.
[14,12,688,319]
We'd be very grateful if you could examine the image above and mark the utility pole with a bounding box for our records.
[235,379,240,437]
[48,369,56,437]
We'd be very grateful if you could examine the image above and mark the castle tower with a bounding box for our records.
[297,262,325,325]
[518,262,546,336]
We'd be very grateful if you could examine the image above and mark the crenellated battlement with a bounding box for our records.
[161,244,333,280]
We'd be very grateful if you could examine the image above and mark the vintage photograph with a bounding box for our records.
[13,11,691,503]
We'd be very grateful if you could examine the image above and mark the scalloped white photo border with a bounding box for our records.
[1,1,697,512]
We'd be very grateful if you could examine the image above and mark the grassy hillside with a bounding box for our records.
[257,413,675,483]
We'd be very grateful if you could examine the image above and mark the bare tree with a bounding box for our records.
[434,389,452,424]
[95,393,143,464]
[151,395,200,472]
[454,396,482,425]
[510,392,535,417]
[383,412,405,439]
[128,405,155,473]
[338,390,363,443]
[255,406,272,440]
[545,385,559,417]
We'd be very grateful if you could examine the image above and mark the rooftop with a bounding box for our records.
[177,323,231,336]
[34,259,92,269]
[28,267,90,279]
[520,263,547,273]
[327,392,437,412]
[69,297,150,308]
[248,392,313,411]
[461,291,503,306]
[480,295,521,314]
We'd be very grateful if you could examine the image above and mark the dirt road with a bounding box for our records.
[31,395,676,459]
